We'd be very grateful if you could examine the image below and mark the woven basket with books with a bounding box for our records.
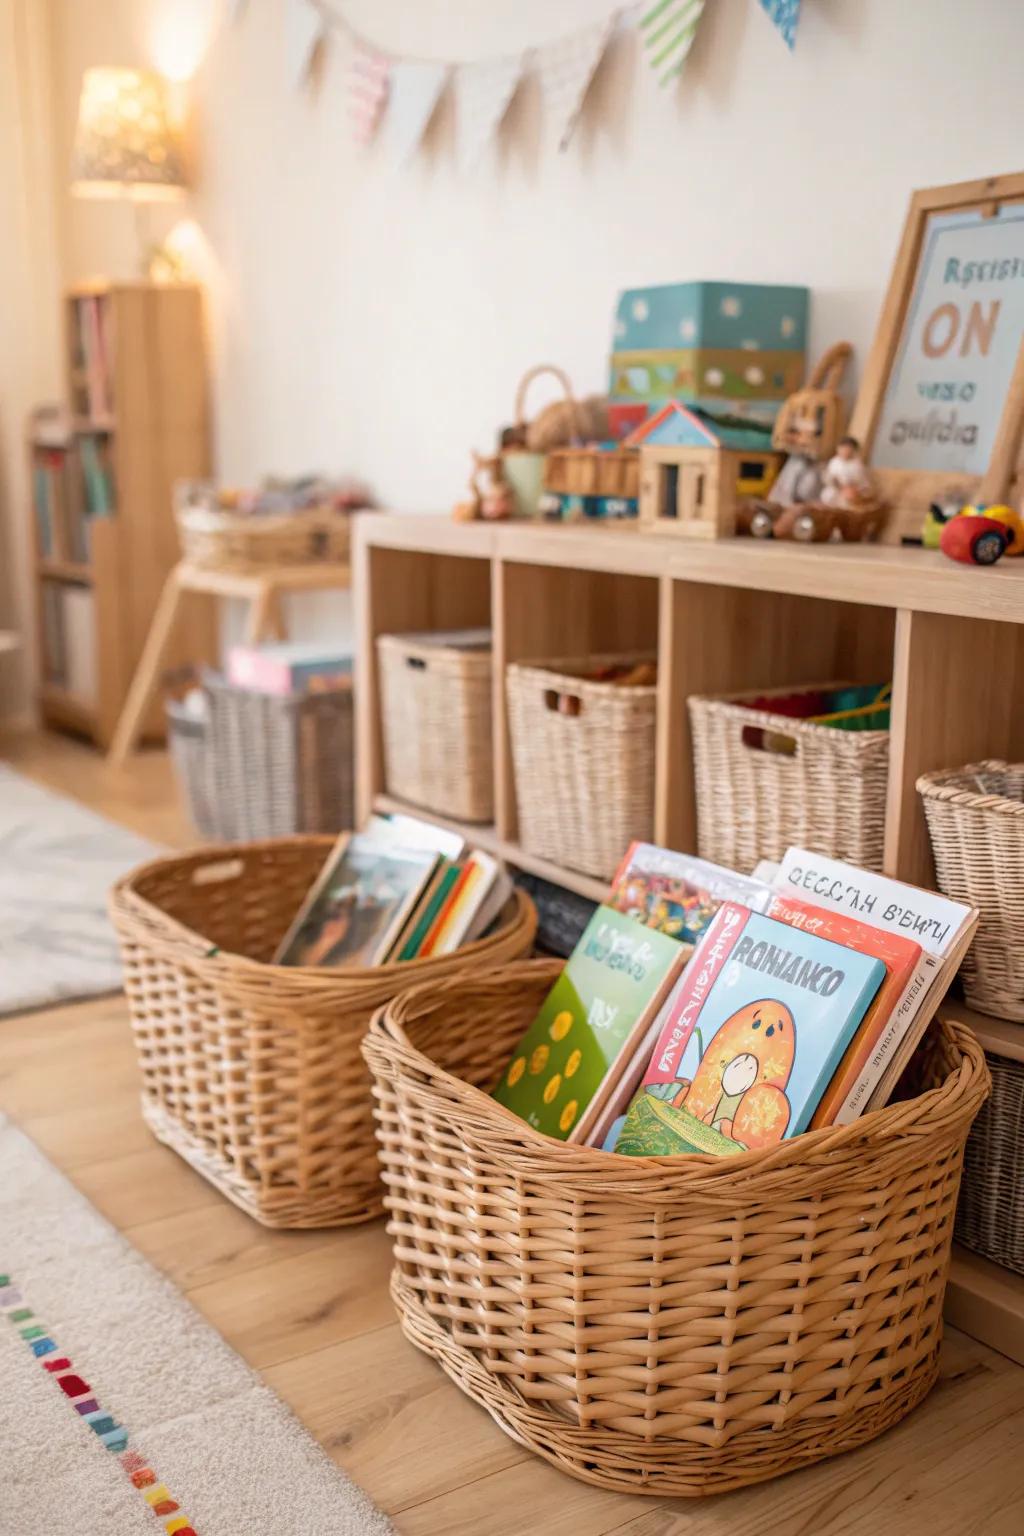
[110,831,536,1229]
[377,630,494,823]
[689,680,890,871]
[506,653,657,879]
[364,958,987,1497]
[175,477,368,572]
[953,1033,1024,1276]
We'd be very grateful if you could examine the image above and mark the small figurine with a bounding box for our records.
[821,436,875,507]
[452,451,515,522]
[744,342,854,537]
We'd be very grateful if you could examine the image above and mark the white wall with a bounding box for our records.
[25,0,1024,659]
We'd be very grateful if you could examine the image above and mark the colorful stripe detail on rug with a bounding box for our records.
[0,1272,199,1534]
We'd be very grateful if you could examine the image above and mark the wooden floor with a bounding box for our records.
[2,728,1024,1536]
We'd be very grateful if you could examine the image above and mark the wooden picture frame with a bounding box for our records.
[850,171,1024,543]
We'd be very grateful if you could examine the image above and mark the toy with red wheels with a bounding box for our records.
[938,503,1024,566]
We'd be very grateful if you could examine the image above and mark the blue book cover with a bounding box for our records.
[615,904,886,1158]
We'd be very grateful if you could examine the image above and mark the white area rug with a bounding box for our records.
[0,765,158,1014]
[0,1114,394,1536]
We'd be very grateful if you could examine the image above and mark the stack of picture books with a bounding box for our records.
[492,841,977,1155]
[274,813,513,968]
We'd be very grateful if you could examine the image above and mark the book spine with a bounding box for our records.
[832,957,939,1125]
[419,864,473,957]
[642,902,747,1087]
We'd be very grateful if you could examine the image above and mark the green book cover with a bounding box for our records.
[492,905,684,1141]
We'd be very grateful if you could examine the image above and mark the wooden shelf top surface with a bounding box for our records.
[356,513,1024,624]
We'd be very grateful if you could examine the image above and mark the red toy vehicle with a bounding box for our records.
[939,510,1015,566]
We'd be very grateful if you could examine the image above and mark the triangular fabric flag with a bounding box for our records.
[453,55,523,174]
[758,0,800,50]
[378,60,449,168]
[537,13,617,151]
[639,0,706,87]
[284,0,325,90]
[349,43,391,147]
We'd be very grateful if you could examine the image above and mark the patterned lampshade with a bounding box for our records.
[71,68,186,199]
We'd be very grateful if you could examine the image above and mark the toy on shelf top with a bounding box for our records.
[937,501,1024,566]
[452,451,515,522]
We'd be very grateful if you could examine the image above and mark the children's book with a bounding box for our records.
[492,906,686,1143]
[765,890,923,1126]
[227,641,353,695]
[771,848,976,1112]
[614,903,885,1158]
[430,851,501,956]
[274,832,439,968]
[372,812,466,863]
[390,860,458,962]
[464,866,514,944]
[610,842,773,944]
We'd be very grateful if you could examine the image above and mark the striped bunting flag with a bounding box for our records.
[639,0,706,87]
[759,0,801,50]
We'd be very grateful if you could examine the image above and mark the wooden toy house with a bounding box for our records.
[627,401,781,538]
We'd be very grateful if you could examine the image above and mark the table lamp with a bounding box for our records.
[71,67,187,276]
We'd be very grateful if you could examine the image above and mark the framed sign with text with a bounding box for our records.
[850,172,1024,541]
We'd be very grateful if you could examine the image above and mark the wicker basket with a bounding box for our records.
[363,961,988,1497]
[507,654,657,879]
[918,761,1024,1020]
[377,634,493,822]
[166,675,354,842]
[954,1040,1024,1275]
[109,840,537,1229]
[176,496,350,571]
[689,682,889,872]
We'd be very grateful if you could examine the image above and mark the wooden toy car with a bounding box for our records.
[940,513,1012,565]
[773,500,887,543]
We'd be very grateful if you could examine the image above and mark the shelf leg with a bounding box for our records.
[106,566,185,767]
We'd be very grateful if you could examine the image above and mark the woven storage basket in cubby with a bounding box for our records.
[918,761,1024,1021]
[689,681,889,872]
[953,1034,1024,1275]
[109,839,536,1229]
[363,960,988,1498]
[167,675,354,842]
[377,634,493,823]
[506,654,657,880]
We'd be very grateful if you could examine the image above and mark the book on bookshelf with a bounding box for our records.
[226,640,353,695]
[613,903,885,1158]
[492,906,687,1143]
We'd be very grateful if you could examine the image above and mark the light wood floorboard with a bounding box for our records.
[2,729,1023,1533]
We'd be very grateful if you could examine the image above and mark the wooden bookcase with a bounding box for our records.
[354,512,1024,1362]
[30,280,214,748]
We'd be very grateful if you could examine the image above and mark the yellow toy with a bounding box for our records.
[957,503,1024,555]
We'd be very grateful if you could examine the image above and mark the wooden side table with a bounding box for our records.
[106,560,350,766]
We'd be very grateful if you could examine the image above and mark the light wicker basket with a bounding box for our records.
[363,960,989,1498]
[918,761,1024,1021]
[689,681,889,872]
[109,840,536,1229]
[506,654,657,879]
[954,1040,1024,1276]
[377,634,493,823]
[166,675,354,842]
[176,495,350,571]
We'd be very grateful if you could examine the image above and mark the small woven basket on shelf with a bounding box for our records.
[689,681,889,872]
[506,654,657,879]
[918,761,1024,1021]
[363,960,988,1498]
[167,674,354,841]
[953,1033,1024,1276]
[109,839,536,1229]
[377,633,493,823]
[175,488,350,572]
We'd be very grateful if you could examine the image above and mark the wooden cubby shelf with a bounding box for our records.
[354,512,1024,1364]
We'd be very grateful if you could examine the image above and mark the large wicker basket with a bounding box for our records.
[689,682,889,872]
[166,675,354,841]
[377,633,493,822]
[918,761,1024,1020]
[109,840,536,1229]
[176,498,350,571]
[363,961,988,1497]
[506,654,657,879]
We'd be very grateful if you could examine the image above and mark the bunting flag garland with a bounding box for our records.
[639,0,706,87]
[537,13,618,152]
[453,55,522,173]
[349,43,391,146]
[378,60,449,168]
[261,1,805,164]
[284,0,325,89]
[758,0,800,49]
